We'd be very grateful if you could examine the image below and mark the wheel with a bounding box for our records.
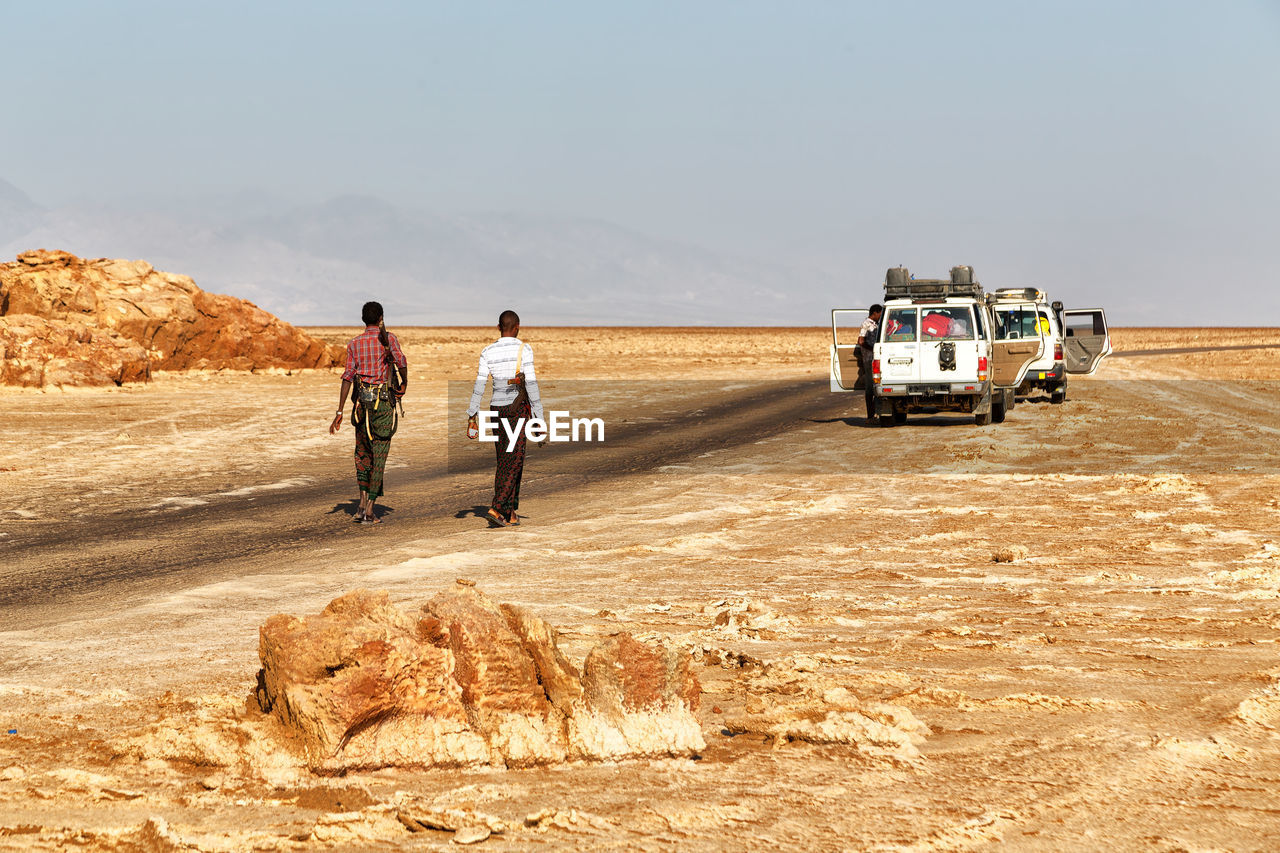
[992,393,1007,424]
[1050,387,1066,404]
[879,415,896,427]
[892,411,907,424]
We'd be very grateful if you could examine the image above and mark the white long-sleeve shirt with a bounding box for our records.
[466,337,543,420]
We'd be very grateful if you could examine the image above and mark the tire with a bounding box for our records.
[1050,387,1066,404]
[992,393,1007,424]
[893,411,907,425]
[879,415,896,428]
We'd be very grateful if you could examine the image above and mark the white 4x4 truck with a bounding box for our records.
[830,266,1110,426]
[986,288,1112,404]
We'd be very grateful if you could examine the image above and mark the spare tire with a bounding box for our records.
[950,265,974,284]
[886,267,910,290]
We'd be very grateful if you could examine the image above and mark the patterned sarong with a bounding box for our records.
[491,395,531,517]
[353,392,397,499]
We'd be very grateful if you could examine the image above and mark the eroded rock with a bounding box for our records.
[112,693,305,787]
[253,584,705,771]
[573,632,704,760]
[524,807,614,834]
[310,804,406,845]
[0,313,149,387]
[993,545,1030,563]
[724,661,930,766]
[420,585,570,766]
[257,589,488,772]
[0,249,342,387]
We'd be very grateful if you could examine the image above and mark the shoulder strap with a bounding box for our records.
[515,338,524,374]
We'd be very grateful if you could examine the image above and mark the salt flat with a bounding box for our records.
[2,327,1279,851]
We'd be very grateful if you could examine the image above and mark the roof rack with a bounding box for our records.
[884,266,984,299]
[987,287,1043,303]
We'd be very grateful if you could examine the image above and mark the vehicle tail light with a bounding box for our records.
[1054,343,1063,360]
[977,356,988,380]
[872,358,881,384]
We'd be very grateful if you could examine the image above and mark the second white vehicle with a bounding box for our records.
[986,288,1112,404]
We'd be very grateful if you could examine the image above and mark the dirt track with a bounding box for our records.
[1,376,844,624]
[2,327,1279,851]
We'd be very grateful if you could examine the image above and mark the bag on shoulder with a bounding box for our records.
[506,339,528,403]
[379,326,407,400]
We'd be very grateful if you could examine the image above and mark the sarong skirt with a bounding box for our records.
[353,402,396,499]
[491,396,530,517]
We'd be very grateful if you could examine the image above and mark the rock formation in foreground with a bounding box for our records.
[0,249,342,387]
[253,584,704,771]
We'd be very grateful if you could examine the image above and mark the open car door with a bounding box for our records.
[990,302,1045,388]
[1062,308,1112,375]
[830,308,868,392]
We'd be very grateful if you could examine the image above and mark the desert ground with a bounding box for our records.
[2,326,1280,851]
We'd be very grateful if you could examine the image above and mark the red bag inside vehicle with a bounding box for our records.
[922,313,951,338]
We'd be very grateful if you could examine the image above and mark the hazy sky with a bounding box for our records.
[4,1,1279,321]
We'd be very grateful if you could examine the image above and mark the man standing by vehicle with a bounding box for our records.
[858,303,883,425]
[466,310,543,528]
[329,301,407,524]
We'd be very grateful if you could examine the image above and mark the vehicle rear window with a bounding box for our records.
[920,307,975,341]
[995,307,1038,340]
[884,307,918,342]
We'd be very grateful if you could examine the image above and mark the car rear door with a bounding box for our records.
[879,306,921,384]
[991,302,1044,388]
[830,308,868,392]
[1061,308,1112,375]
[915,305,979,383]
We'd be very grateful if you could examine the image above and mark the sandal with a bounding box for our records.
[507,512,520,526]
[485,508,508,528]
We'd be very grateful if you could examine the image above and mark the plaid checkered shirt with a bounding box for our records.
[342,325,407,384]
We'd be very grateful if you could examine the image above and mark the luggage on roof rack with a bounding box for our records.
[883,266,984,299]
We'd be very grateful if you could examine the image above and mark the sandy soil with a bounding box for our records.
[2,327,1280,851]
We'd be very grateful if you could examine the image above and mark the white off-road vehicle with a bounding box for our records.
[986,288,1112,404]
[830,266,1047,426]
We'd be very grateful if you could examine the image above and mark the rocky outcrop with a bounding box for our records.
[0,249,342,387]
[723,658,931,766]
[0,314,150,387]
[254,584,704,771]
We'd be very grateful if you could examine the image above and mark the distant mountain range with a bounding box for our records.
[0,178,837,327]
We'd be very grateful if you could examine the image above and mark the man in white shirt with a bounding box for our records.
[857,303,883,425]
[466,310,543,527]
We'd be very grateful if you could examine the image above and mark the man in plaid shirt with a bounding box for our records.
[329,301,407,524]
